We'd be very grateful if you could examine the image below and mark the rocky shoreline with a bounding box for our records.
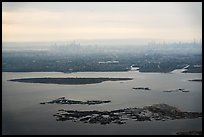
[53,104,202,125]
[40,97,111,105]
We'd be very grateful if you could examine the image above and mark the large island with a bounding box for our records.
[53,104,202,125]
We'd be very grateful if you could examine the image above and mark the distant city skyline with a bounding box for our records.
[2,2,202,43]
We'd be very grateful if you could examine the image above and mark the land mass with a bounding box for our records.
[9,77,133,85]
[53,104,202,125]
[2,44,202,73]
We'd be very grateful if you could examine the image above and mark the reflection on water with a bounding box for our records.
[2,71,202,135]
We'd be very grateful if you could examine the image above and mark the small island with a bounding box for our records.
[188,79,202,82]
[176,130,202,135]
[40,97,111,105]
[9,77,133,85]
[53,104,202,125]
[163,88,189,93]
[132,87,151,90]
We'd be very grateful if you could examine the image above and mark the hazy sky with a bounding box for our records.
[2,2,202,43]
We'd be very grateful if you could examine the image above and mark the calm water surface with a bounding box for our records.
[2,71,202,135]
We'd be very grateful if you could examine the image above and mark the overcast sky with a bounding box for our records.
[2,2,202,43]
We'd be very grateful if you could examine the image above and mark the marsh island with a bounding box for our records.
[53,104,202,125]
[9,77,133,85]
[40,97,111,105]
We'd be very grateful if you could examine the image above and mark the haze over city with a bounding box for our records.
[2,2,202,43]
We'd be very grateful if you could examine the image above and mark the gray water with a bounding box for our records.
[2,71,202,135]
